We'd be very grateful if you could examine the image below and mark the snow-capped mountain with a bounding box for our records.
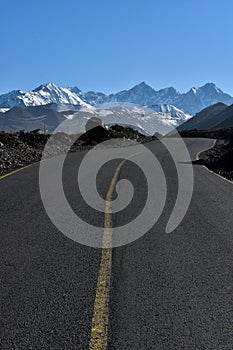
[0,83,93,110]
[68,87,106,105]
[105,82,180,106]
[173,83,233,115]
[1,82,232,116]
[0,81,232,135]
[85,81,232,115]
[0,90,26,109]
[106,82,158,105]
[69,81,233,115]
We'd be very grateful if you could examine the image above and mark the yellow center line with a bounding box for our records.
[0,162,38,180]
[89,159,126,350]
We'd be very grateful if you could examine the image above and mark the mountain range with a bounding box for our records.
[0,82,233,134]
[1,82,233,115]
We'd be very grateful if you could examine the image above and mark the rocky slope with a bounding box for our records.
[177,103,233,131]
[197,138,233,181]
[0,120,155,176]
[179,127,233,181]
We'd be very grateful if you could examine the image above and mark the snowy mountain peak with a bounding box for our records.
[106,82,156,105]
[161,86,180,95]
[131,81,155,92]
[189,87,197,94]
[32,82,58,92]
[46,82,57,89]
[200,82,223,93]
[0,81,232,117]
[137,81,151,88]
[0,83,93,109]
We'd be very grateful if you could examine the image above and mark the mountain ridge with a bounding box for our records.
[1,81,233,116]
[1,81,233,135]
[176,102,233,131]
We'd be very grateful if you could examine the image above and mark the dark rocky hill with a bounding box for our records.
[177,103,228,131]
[0,120,154,176]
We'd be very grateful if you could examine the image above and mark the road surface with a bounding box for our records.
[1,138,233,349]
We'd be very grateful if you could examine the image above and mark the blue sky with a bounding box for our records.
[0,0,233,94]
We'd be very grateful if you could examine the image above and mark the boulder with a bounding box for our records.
[81,117,109,144]
[85,117,106,132]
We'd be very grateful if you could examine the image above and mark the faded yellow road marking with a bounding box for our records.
[0,162,38,180]
[89,159,125,350]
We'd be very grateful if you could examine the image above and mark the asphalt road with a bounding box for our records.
[1,138,233,349]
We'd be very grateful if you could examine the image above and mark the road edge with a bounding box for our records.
[196,139,233,185]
